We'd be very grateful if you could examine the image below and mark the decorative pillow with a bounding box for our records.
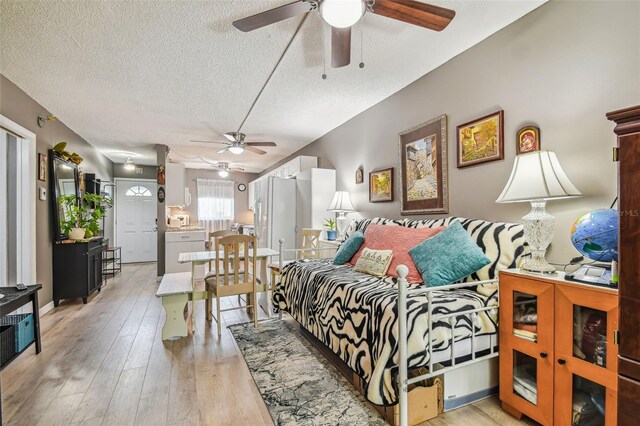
[454,217,527,282]
[333,231,365,265]
[350,224,444,283]
[353,248,393,278]
[408,221,491,287]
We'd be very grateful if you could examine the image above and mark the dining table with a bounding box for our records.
[178,247,279,317]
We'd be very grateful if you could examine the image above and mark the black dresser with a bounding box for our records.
[53,238,106,306]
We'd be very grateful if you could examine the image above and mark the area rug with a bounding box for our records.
[229,320,388,426]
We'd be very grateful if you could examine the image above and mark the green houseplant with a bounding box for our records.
[58,193,111,240]
[324,217,337,241]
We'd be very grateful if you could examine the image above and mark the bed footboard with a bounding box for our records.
[396,265,499,426]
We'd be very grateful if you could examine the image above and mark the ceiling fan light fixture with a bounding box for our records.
[228,146,244,155]
[321,0,365,28]
[218,170,230,178]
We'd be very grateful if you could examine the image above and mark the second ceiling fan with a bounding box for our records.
[190,132,277,155]
[233,0,456,68]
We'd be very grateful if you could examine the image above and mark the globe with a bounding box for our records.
[570,209,619,262]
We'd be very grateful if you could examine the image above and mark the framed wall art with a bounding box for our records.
[355,166,364,184]
[399,114,448,215]
[456,110,504,168]
[516,125,541,154]
[369,168,394,202]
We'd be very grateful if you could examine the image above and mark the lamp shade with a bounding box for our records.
[496,150,582,203]
[327,191,355,212]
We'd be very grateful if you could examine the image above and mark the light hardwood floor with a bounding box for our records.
[2,263,533,426]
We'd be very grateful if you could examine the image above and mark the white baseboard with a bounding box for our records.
[39,301,55,317]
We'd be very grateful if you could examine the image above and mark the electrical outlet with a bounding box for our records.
[39,187,47,201]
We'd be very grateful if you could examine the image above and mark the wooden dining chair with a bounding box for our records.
[299,228,322,260]
[206,230,238,273]
[268,228,323,303]
[206,234,258,338]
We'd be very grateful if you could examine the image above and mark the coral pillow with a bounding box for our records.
[350,224,445,283]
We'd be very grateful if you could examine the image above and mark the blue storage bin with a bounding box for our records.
[0,314,35,353]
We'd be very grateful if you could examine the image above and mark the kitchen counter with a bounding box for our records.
[166,226,205,232]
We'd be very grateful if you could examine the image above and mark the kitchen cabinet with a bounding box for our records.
[166,162,191,207]
[165,230,206,276]
[295,168,336,246]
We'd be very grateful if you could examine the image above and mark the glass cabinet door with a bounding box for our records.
[555,284,618,375]
[499,274,554,425]
[554,284,618,426]
[554,368,618,425]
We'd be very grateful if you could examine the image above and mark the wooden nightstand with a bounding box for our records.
[499,269,618,425]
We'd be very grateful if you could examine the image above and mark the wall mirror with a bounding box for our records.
[49,151,80,241]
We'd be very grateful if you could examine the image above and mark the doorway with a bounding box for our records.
[115,179,157,263]
[0,116,36,290]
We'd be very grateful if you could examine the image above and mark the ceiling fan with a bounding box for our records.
[211,161,244,178]
[233,0,456,68]
[190,132,277,155]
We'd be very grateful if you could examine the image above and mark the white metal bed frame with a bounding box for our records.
[276,241,500,426]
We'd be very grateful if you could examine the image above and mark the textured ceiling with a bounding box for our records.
[1,0,544,172]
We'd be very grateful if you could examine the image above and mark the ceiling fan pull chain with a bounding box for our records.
[322,20,327,80]
[359,12,365,69]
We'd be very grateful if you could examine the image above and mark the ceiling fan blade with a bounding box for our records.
[217,147,229,154]
[230,168,245,173]
[331,26,351,68]
[222,133,237,142]
[232,0,315,32]
[244,146,267,155]
[190,140,229,145]
[371,0,455,31]
[245,142,277,147]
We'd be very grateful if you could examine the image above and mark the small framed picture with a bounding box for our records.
[456,110,504,168]
[355,166,364,184]
[516,125,541,154]
[369,168,394,202]
[38,153,47,181]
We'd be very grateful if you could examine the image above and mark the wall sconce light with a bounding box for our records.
[37,115,56,128]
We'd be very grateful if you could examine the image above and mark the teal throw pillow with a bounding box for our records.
[408,221,490,286]
[333,231,365,265]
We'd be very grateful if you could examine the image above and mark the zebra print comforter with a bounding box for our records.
[273,259,498,406]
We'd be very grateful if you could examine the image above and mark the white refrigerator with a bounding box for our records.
[253,176,296,314]
[253,176,297,261]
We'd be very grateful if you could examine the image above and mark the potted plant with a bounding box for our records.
[58,193,111,240]
[324,218,337,241]
[59,194,85,240]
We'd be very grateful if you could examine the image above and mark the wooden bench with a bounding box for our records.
[155,272,207,340]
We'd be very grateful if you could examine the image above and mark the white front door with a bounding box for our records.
[116,180,157,263]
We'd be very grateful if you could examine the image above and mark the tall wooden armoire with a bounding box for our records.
[607,105,640,426]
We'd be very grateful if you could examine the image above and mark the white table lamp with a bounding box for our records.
[327,191,355,240]
[496,150,581,274]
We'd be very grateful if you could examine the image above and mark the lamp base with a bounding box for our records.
[521,200,557,274]
[336,212,348,241]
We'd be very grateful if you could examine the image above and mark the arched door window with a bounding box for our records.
[125,185,152,197]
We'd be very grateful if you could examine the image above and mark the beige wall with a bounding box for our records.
[263,1,640,264]
[0,74,114,308]
[172,168,258,226]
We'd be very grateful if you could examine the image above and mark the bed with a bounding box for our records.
[272,216,527,422]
